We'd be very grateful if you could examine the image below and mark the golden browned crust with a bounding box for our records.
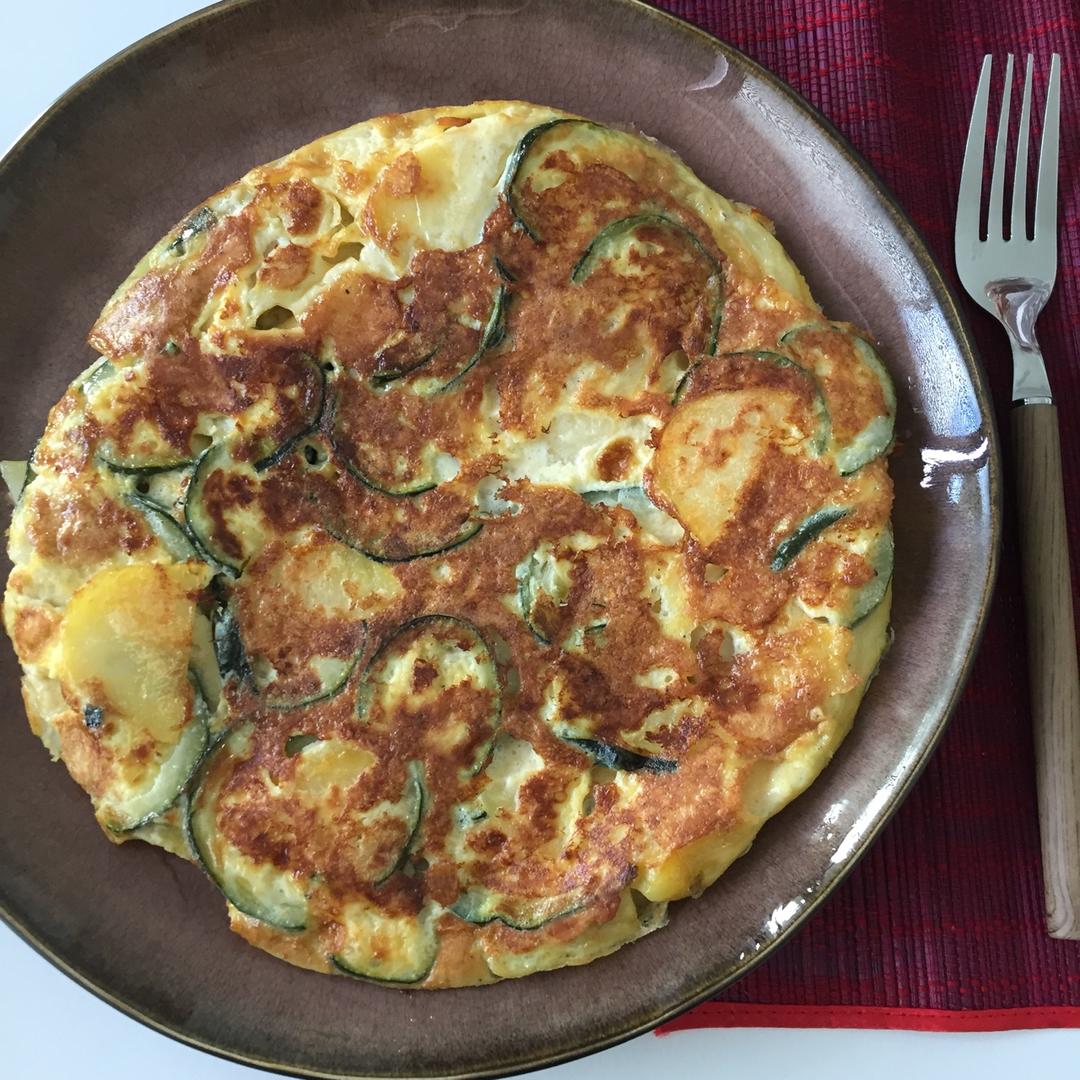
[3,100,893,988]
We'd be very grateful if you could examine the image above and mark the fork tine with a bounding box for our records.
[1034,53,1062,251]
[957,55,993,247]
[987,54,1015,240]
[1010,55,1035,241]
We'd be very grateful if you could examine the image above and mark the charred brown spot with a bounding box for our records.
[90,213,255,360]
[412,659,439,692]
[595,438,635,482]
[282,178,324,236]
[258,243,312,290]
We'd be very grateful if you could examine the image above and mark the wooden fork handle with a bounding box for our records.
[1013,402,1080,938]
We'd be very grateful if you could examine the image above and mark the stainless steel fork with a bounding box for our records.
[955,54,1080,939]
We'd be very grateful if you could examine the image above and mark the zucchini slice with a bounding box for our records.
[166,205,216,257]
[850,525,895,625]
[561,736,676,774]
[82,362,198,472]
[771,506,850,572]
[500,117,614,241]
[112,459,194,512]
[104,686,209,832]
[435,281,509,395]
[483,888,665,981]
[332,900,439,985]
[1,458,35,503]
[125,494,202,563]
[212,603,254,687]
[253,357,330,472]
[358,615,501,776]
[189,609,224,720]
[374,760,426,884]
[370,344,439,388]
[581,486,684,546]
[0,460,28,502]
[673,350,830,455]
[328,516,484,565]
[793,523,894,627]
[58,562,213,831]
[187,724,311,930]
[515,542,572,646]
[651,384,824,547]
[99,455,195,476]
[365,278,508,397]
[184,441,268,575]
[77,357,115,395]
[571,213,722,355]
[449,888,583,931]
[779,323,896,475]
[333,431,447,498]
[449,755,595,931]
[258,645,366,712]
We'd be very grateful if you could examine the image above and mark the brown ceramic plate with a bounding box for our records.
[0,1,998,1076]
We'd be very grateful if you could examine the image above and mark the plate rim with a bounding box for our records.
[0,1,1002,1077]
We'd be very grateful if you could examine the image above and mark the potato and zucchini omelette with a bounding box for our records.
[1,101,894,987]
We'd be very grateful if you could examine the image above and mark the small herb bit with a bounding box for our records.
[285,734,319,756]
[212,604,254,686]
[563,736,676,774]
[166,206,216,256]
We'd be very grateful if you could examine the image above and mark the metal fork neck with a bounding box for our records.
[986,277,1054,403]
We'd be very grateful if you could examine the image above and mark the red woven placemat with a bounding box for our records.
[650,0,1080,1034]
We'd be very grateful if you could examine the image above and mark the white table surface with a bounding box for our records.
[2,3,1078,1078]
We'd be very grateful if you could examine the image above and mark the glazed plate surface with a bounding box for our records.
[0,1,998,1076]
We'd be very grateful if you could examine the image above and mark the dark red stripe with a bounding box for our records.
[657,1004,1080,1033]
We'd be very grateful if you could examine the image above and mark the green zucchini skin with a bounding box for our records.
[370,345,440,388]
[336,454,437,499]
[570,213,723,355]
[771,507,850,572]
[516,549,552,646]
[374,761,426,886]
[105,672,211,833]
[260,637,367,712]
[328,518,484,564]
[125,494,202,562]
[330,952,436,987]
[357,614,501,776]
[167,205,216,256]
[254,358,330,473]
[284,733,319,756]
[448,890,583,931]
[500,117,604,241]
[778,323,896,475]
[849,526,895,627]
[562,736,676,774]
[183,445,230,570]
[100,456,195,476]
[839,336,897,474]
[185,726,310,931]
[77,357,115,395]
[212,604,254,687]
[435,282,509,394]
